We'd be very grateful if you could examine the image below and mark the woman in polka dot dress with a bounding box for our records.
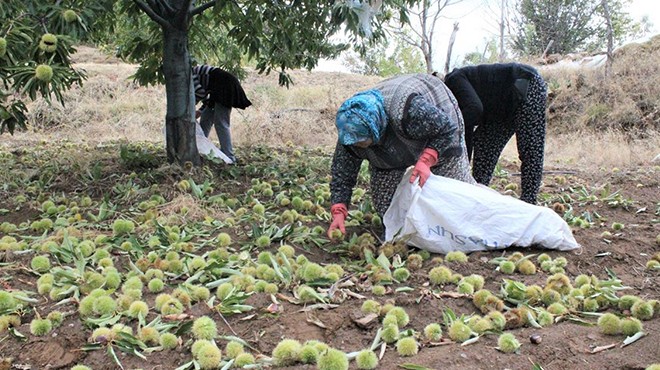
[444,63,547,204]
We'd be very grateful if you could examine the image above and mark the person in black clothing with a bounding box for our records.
[443,63,547,204]
[193,65,252,163]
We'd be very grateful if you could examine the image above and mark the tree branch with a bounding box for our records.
[191,0,216,17]
[133,0,169,27]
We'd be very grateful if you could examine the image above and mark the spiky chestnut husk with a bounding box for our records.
[407,253,424,270]
[35,64,55,82]
[546,272,573,295]
[644,364,660,370]
[30,318,52,336]
[139,327,159,345]
[297,285,318,303]
[159,332,178,349]
[472,317,492,333]
[112,219,135,236]
[497,333,521,353]
[541,288,562,306]
[499,260,515,274]
[457,281,474,294]
[361,300,381,315]
[393,267,410,281]
[46,311,64,327]
[380,303,395,317]
[524,285,543,304]
[39,34,57,52]
[192,316,217,340]
[463,274,485,290]
[517,259,537,275]
[386,307,409,327]
[487,311,507,330]
[92,296,116,316]
[448,321,472,342]
[618,295,641,311]
[597,313,621,335]
[224,340,244,359]
[263,283,278,294]
[192,286,210,302]
[535,310,553,327]
[160,298,184,315]
[582,298,599,312]
[547,302,568,316]
[122,276,143,292]
[507,252,525,262]
[234,352,256,366]
[300,344,319,364]
[445,251,468,263]
[63,9,78,22]
[0,291,18,311]
[216,282,234,300]
[428,266,453,285]
[396,337,419,357]
[480,295,505,314]
[355,349,378,369]
[423,323,442,341]
[381,324,399,343]
[195,342,222,370]
[30,255,51,273]
[620,317,643,336]
[147,278,164,293]
[503,280,526,300]
[0,38,8,58]
[574,274,591,288]
[554,256,568,268]
[631,301,654,321]
[372,285,386,296]
[472,289,492,308]
[302,262,326,282]
[127,300,148,318]
[272,339,302,366]
[317,348,349,370]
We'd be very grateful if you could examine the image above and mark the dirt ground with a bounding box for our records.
[0,143,658,370]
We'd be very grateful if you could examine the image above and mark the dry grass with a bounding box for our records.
[4,44,659,170]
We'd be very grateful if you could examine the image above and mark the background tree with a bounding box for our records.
[1,0,420,166]
[387,0,464,74]
[510,0,638,56]
[342,30,426,76]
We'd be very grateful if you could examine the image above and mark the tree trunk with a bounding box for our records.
[602,0,614,76]
[444,22,459,75]
[162,26,199,166]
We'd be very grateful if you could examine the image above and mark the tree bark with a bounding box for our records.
[444,22,459,75]
[162,25,199,166]
[601,0,614,76]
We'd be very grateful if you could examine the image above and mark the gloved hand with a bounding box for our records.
[409,148,439,187]
[327,203,348,238]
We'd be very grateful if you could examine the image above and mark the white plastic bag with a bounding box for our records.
[383,168,580,254]
[163,122,233,164]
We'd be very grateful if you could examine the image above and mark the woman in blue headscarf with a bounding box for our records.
[328,74,476,238]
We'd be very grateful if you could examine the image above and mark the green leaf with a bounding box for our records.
[399,364,433,370]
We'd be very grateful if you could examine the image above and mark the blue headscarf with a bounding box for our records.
[335,89,387,146]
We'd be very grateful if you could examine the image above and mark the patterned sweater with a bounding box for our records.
[330,74,475,207]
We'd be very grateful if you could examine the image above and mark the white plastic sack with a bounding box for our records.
[384,168,580,254]
[163,122,232,164]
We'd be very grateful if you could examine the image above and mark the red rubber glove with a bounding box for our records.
[409,148,438,187]
[327,203,348,238]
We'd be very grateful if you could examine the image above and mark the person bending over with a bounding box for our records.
[193,65,252,163]
[327,73,476,238]
[443,63,547,204]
